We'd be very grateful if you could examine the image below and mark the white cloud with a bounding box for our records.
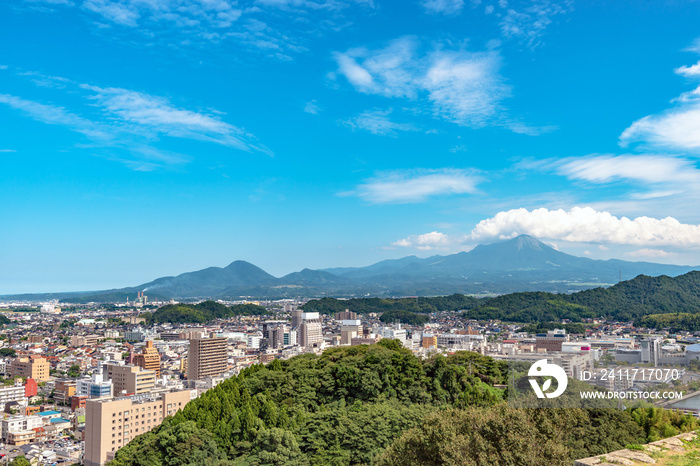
[333,37,512,129]
[626,248,674,259]
[557,154,700,185]
[470,206,700,247]
[676,61,700,77]
[343,109,417,136]
[350,168,482,204]
[304,100,321,114]
[621,42,700,152]
[421,0,464,15]
[0,149,17,152]
[392,231,451,250]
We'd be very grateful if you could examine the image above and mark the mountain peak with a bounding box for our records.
[508,234,549,251]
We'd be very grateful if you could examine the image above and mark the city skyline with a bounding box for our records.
[2,1,700,293]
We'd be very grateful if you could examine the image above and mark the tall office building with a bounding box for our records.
[84,389,192,466]
[335,310,357,321]
[105,364,156,396]
[299,312,323,347]
[132,340,161,377]
[187,336,227,381]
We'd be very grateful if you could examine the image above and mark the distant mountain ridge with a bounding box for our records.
[3,235,698,302]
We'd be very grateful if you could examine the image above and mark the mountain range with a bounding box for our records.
[3,235,698,302]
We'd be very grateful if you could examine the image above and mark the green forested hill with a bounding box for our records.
[110,341,506,466]
[108,342,697,466]
[301,272,700,324]
[144,301,268,324]
[466,271,700,323]
[300,294,480,315]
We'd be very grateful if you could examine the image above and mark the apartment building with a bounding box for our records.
[10,356,50,382]
[1,414,43,444]
[105,364,156,396]
[132,340,161,377]
[84,389,193,466]
[299,313,323,348]
[187,336,227,381]
[70,335,102,346]
[0,380,28,406]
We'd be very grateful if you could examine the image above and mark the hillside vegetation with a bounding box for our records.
[108,342,698,466]
[144,301,267,324]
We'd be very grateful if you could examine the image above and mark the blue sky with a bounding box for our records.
[2,0,700,293]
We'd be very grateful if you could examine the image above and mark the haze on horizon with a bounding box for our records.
[2,0,700,294]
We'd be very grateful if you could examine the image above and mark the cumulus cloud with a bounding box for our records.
[342,109,417,136]
[393,231,451,249]
[621,40,700,152]
[333,37,512,129]
[469,206,700,247]
[349,168,482,204]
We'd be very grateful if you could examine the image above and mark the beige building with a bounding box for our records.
[105,364,156,396]
[70,335,102,347]
[84,389,193,466]
[132,340,161,377]
[340,320,362,345]
[187,336,227,381]
[299,313,323,348]
[10,356,50,382]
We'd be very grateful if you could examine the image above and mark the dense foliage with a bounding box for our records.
[146,301,268,324]
[108,342,696,466]
[463,271,700,324]
[301,294,479,316]
[0,314,11,325]
[634,313,700,332]
[111,341,506,466]
[378,309,429,325]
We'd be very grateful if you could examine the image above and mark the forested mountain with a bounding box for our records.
[143,301,268,324]
[6,236,697,302]
[302,271,700,323]
[108,342,698,466]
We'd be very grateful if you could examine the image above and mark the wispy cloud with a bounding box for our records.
[421,0,465,15]
[304,99,321,114]
[0,70,270,168]
[621,39,700,152]
[333,36,519,130]
[342,109,418,136]
[82,85,269,153]
[347,168,482,204]
[23,0,371,59]
[470,206,700,247]
[557,154,700,185]
[499,0,572,48]
[0,93,113,141]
